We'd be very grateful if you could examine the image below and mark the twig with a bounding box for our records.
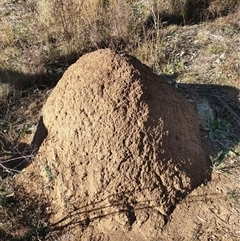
[0,163,20,174]
[209,208,228,225]
[0,154,34,164]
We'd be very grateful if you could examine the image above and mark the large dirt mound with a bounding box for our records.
[17,49,208,240]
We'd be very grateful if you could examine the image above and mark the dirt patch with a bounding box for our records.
[16,49,209,240]
[162,169,240,240]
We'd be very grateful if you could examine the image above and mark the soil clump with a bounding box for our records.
[16,49,209,240]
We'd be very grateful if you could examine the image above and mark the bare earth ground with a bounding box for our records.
[0,1,240,241]
[163,169,240,240]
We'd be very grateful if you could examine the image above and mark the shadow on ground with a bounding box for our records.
[176,81,240,155]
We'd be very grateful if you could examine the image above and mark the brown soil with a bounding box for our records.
[162,169,240,241]
[15,49,238,241]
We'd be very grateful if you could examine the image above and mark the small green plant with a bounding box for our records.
[209,45,224,55]
[164,59,185,76]
[0,179,15,208]
[17,124,36,138]
[0,121,10,133]
[205,116,233,141]
[45,165,55,182]
[210,151,230,173]
[0,189,14,208]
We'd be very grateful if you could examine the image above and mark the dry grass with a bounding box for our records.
[0,0,240,240]
[1,0,239,84]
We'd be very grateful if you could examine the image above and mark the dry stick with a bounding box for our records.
[0,154,34,174]
[0,163,20,174]
[213,95,240,128]
[0,155,34,164]
[209,208,228,225]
